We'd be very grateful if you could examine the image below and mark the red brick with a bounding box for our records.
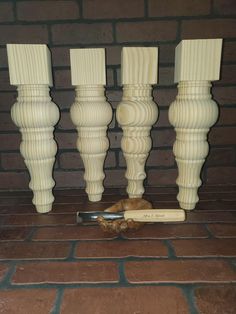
[155,109,171,127]
[206,148,235,166]
[0,2,14,22]
[208,224,236,238]
[106,90,122,102]
[75,240,168,258]
[223,41,236,62]
[213,86,236,105]
[33,225,117,241]
[0,289,56,314]
[0,48,8,68]
[106,46,122,65]
[123,223,208,239]
[55,132,77,149]
[51,47,70,67]
[51,90,75,110]
[219,65,236,85]
[0,242,70,260]
[17,1,80,21]
[54,171,84,188]
[186,211,236,223]
[0,25,48,44]
[54,69,71,89]
[214,0,236,14]
[52,23,113,45]
[108,131,122,148]
[0,264,8,282]
[182,19,236,39]
[106,68,114,86]
[196,200,236,211]
[171,239,236,257]
[195,285,236,314]
[125,259,236,283]
[159,67,174,86]
[58,112,74,130]
[12,261,118,284]
[116,21,177,42]
[0,227,30,241]
[217,107,236,125]
[61,286,189,314]
[209,127,236,145]
[0,92,17,111]
[153,88,177,107]
[3,213,75,227]
[207,167,236,184]
[159,44,175,64]
[59,152,83,169]
[0,70,14,91]
[84,0,144,18]
[0,113,17,131]
[148,168,177,185]
[104,169,126,186]
[149,0,210,16]
[1,153,26,170]
[152,129,175,147]
[148,150,175,167]
[0,172,29,189]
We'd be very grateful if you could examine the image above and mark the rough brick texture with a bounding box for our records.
[0,0,235,190]
[0,187,235,313]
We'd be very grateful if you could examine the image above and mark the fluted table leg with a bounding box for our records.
[116,47,159,198]
[7,44,59,213]
[168,39,223,210]
[70,48,112,202]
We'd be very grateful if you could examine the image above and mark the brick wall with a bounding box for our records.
[0,0,236,190]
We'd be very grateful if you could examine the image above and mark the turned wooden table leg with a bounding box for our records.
[7,44,59,213]
[70,48,112,202]
[116,47,159,198]
[168,39,223,210]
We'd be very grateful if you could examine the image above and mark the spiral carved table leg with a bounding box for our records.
[70,49,112,202]
[116,47,159,198]
[11,86,59,213]
[7,44,59,213]
[169,39,223,210]
[169,81,219,210]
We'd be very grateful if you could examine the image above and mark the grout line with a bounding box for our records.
[163,239,177,259]
[117,260,129,285]
[51,288,64,314]
[0,261,16,288]
[24,227,37,241]
[181,286,199,314]
[65,241,78,260]
[203,224,215,238]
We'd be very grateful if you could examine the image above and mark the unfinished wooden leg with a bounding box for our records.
[168,39,223,210]
[116,47,158,198]
[7,44,59,213]
[70,48,112,202]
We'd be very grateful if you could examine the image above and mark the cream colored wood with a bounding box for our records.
[116,47,158,198]
[7,44,59,213]
[70,48,112,202]
[124,209,185,222]
[169,39,223,210]
[174,39,223,82]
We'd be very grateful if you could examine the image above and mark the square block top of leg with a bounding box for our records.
[7,44,53,86]
[121,47,158,85]
[70,48,106,86]
[174,39,223,83]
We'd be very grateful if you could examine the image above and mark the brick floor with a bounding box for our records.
[0,186,236,313]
